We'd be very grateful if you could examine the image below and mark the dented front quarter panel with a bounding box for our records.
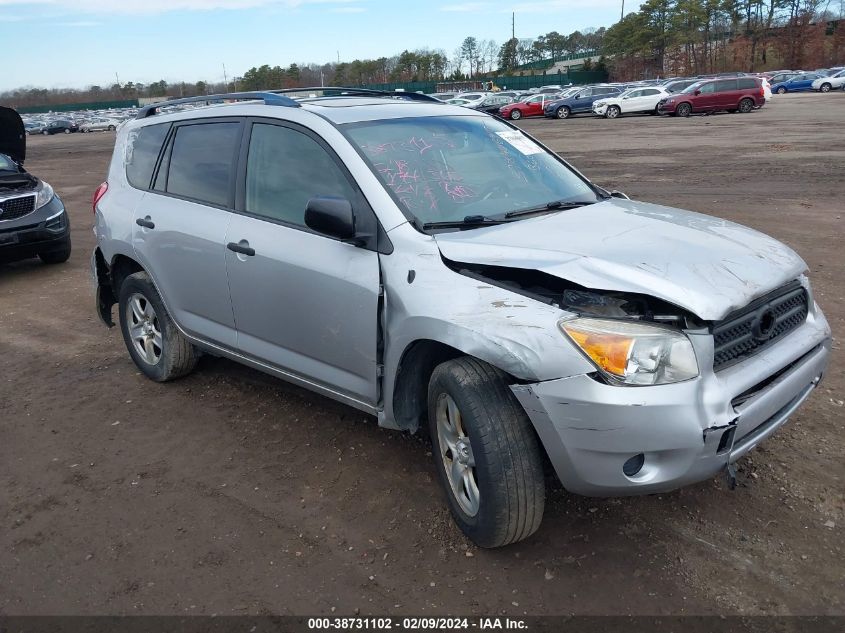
[380,223,596,428]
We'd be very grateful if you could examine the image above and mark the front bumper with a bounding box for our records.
[592,104,608,116]
[511,305,831,496]
[0,196,69,262]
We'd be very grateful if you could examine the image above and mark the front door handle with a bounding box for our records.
[136,216,155,229]
[227,241,255,257]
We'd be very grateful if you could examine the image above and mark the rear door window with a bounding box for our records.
[165,121,241,207]
[126,123,170,190]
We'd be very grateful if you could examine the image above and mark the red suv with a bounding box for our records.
[657,77,765,117]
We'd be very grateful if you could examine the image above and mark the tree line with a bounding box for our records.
[5,3,843,109]
[0,27,605,108]
[603,0,844,80]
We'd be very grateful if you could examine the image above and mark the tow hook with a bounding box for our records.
[724,462,738,490]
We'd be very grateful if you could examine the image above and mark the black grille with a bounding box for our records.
[0,195,36,221]
[712,281,808,371]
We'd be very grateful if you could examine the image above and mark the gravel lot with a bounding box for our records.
[1,93,842,616]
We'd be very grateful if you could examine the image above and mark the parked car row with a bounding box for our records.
[448,65,844,123]
[21,106,137,136]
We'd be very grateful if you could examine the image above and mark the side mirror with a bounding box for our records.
[694,89,701,96]
[305,197,356,240]
[609,190,630,200]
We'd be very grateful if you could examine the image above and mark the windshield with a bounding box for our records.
[344,115,599,227]
[0,153,18,171]
[681,82,703,94]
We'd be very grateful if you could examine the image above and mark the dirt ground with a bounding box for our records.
[1,93,843,617]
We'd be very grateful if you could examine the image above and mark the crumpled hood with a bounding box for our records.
[0,106,25,164]
[434,198,807,321]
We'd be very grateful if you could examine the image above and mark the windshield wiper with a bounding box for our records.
[504,200,596,219]
[422,215,507,230]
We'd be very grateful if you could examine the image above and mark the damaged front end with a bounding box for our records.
[443,256,831,497]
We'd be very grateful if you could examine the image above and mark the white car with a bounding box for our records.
[81,118,120,132]
[761,78,772,101]
[592,86,670,118]
[812,70,845,92]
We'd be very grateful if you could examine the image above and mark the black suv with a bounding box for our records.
[0,106,71,264]
[42,119,79,135]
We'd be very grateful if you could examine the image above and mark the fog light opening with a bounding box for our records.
[717,427,736,454]
[623,453,645,477]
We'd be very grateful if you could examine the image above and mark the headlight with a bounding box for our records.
[34,180,55,210]
[594,101,606,107]
[559,317,699,386]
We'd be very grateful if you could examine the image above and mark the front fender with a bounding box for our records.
[379,224,595,430]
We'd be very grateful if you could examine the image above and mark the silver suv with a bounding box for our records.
[92,90,831,548]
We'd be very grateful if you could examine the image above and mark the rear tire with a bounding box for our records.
[118,271,198,382]
[676,102,692,117]
[64,128,71,134]
[738,98,754,113]
[427,356,546,548]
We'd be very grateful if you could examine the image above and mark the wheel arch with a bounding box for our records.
[93,249,147,327]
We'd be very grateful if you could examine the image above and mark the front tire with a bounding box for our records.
[509,109,522,120]
[605,105,621,119]
[118,271,198,382]
[676,102,692,117]
[820,83,831,93]
[777,87,786,94]
[38,239,71,265]
[556,106,570,119]
[428,357,545,548]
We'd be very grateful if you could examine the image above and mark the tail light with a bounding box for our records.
[92,181,108,213]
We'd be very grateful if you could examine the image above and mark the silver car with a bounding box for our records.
[92,91,831,548]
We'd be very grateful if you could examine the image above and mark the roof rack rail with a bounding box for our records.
[136,91,300,119]
[267,87,442,103]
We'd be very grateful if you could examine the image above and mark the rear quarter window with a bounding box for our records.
[126,123,170,190]
[738,78,758,89]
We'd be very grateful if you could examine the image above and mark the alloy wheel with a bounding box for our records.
[128,293,163,365]
[436,393,480,517]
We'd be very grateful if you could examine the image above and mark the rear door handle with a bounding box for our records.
[227,241,255,257]
[135,217,155,229]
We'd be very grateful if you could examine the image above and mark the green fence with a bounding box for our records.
[15,99,139,114]
[362,70,608,94]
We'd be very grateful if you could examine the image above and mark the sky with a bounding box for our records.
[0,0,633,91]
